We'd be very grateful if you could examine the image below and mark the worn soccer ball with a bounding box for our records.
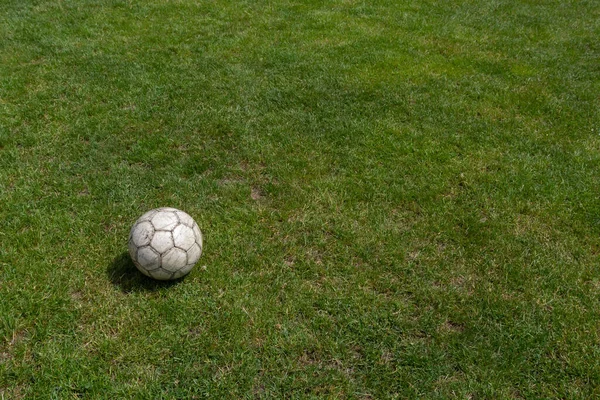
[128,207,203,280]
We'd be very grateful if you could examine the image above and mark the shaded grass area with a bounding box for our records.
[1,0,599,397]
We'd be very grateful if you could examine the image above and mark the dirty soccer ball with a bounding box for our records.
[128,207,203,280]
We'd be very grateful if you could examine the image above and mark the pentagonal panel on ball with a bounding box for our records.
[173,224,195,250]
[136,246,161,271]
[151,211,179,231]
[162,247,187,272]
[130,221,154,247]
[150,230,173,254]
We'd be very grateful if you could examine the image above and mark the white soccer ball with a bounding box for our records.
[128,207,203,280]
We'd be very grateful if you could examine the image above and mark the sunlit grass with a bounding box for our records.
[1,0,599,397]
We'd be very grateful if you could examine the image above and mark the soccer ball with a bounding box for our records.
[128,207,203,280]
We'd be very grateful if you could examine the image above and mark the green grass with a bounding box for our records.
[1,0,599,398]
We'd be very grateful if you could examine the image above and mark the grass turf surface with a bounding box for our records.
[1,0,599,398]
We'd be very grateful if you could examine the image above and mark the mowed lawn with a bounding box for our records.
[1,0,599,398]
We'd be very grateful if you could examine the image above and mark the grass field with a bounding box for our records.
[1,0,599,398]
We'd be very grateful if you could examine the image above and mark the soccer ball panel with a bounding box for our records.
[162,247,187,271]
[192,223,203,246]
[151,211,179,231]
[171,265,193,280]
[171,270,185,280]
[150,231,173,254]
[130,221,154,247]
[136,265,152,278]
[138,209,159,222]
[136,246,161,271]
[149,268,174,281]
[187,242,202,265]
[173,224,195,250]
[175,211,194,227]
[128,238,138,260]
